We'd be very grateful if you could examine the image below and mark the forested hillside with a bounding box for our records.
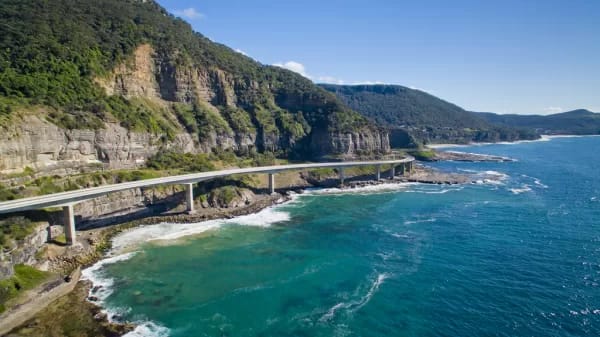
[320,84,539,146]
[0,0,389,174]
[477,109,600,135]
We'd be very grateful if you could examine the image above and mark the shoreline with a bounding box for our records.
[4,164,498,336]
[426,133,600,150]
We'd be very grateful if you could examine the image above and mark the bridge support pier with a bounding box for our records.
[268,173,275,194]
[407,161,413,173]
[185,183,195,214]
[390,165,396,179]
[339,167,345,186]
[63,204,76,245]
[376,165,381,181]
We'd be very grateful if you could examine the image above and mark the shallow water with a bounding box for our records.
[85,136,600,337]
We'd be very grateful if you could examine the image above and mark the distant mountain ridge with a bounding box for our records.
[320,84,538,146]
[476,109,600,135]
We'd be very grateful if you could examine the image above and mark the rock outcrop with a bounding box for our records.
[0,223,48,279]
[310,129,391,158]
[1,44,390,175]
[0,115,195,174]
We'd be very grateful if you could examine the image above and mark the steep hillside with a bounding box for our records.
[320,84,538,146]
[477,109,600,135]
[0,0,389,174]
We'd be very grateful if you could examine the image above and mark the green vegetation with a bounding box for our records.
[51,234,67,246]
[307,168,337,180]
[0,148,289,202]
[210,186,239,205]
[0,264,50,313]
[0,169,165,202]
[0,0,375,158]
[146,151,216,172]
[0,217,37,249]
[320,84,539,146]
[409,149,437,161]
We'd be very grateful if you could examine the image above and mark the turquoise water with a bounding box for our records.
[86,136,600,337]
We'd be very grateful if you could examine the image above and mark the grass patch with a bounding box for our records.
[409,149,437,161]
[52,234,67,246]
[210,186,239,205]
[1,217,37,249]
[0,265,51,313]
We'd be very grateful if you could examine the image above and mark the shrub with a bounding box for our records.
[146,151,216,172]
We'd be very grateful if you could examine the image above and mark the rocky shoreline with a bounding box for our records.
[432,150,514,162]
[3,164,500,336]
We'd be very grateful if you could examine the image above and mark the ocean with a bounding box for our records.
[83,136,600,337]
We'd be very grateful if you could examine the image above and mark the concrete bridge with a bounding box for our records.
[0,158,414,245]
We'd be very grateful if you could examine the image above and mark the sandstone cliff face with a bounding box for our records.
[0,224,47,279]
[310,129,391,158]
[1,44,390,175]
[0,115,195,174]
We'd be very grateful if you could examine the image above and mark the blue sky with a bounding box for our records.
[159,0,600,115]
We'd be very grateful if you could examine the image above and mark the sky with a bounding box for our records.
[159,0,600,115]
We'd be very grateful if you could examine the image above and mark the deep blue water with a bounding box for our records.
[85,136,600,337]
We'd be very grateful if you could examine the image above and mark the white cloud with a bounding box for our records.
[543,106,563,114]
[273,61,309,78]
[316,77,387,86]
[316,76,345,84]
[353,81,385,85]
[409,86,434,94]
[235,49,248,56]
[273,61,385,86]
[173,8,204,20]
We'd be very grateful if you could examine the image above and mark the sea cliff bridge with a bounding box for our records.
[0,158,414,245]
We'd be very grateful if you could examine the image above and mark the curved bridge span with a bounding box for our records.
[0,157,414,244]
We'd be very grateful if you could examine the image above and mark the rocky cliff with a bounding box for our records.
[0,0,391,175]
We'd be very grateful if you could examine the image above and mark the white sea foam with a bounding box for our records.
[81,252,145,332]
[509,185,533,195]
[110,205,291,253]
[404,218,436,225]
[306,182,418,195]
[111,221,223,253]
[404,186,464,194]
[483,171,509,180]
[568,308,600,316]
[521,174,549,189]
[390,233,410,239]
[320,273,389,321]
[231,207,291,227]
[81,252,138,303]
[122,320,170,337]
[427,135,553,149]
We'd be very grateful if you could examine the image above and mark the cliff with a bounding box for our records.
[0,0,390,175]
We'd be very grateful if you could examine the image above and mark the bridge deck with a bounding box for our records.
[0,158,414,214]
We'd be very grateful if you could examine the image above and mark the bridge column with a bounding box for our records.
[339,167,345,186]
[185,183,195,214]
[408,161,413,173]
[63,204,76,245]
[268,173,275,194]
[399,163,405,176]
[376,165,381,181]
[390,165,396,179]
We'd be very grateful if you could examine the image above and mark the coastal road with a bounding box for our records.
[0,158,413,214]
